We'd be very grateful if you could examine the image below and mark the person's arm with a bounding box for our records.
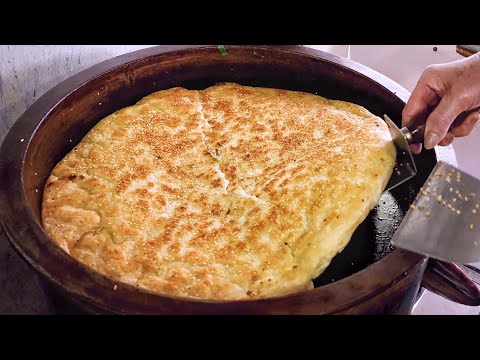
[402,53,480,154]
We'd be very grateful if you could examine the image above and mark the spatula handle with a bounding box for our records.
[405,117,426,145]
[409,124,425,144]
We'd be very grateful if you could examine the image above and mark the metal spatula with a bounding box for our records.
[383,114,424,191]
[391,161,480,264]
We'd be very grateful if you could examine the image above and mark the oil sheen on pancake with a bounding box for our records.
[41,83,396,300]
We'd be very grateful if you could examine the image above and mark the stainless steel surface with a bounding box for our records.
[458,265,480,285]
[411,287,426,313]
[392,161,480,264]
[401,126,414,143]
[456,45,480,57]
[383,114,417,191]
[384,114,412,153]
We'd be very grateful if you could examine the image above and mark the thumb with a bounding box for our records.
[423,93,465,149]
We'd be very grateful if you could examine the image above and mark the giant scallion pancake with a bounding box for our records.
[41,83,396,300]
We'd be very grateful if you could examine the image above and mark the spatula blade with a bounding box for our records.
[391,161,480,264]
[383,115,417,191]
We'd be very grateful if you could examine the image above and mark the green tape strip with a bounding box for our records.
[218,45,227,56]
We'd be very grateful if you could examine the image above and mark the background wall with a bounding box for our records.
[0,45,154,143]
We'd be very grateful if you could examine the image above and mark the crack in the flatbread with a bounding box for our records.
[197,93,267,202]
[195,93,303,283]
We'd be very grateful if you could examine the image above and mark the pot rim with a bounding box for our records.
[0,45,456,314]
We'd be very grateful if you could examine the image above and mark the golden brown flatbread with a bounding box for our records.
[41,83,396,300]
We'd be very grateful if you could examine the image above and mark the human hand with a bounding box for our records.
[402,53,480,154]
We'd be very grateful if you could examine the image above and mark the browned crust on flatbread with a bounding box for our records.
[41,83,396,300]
